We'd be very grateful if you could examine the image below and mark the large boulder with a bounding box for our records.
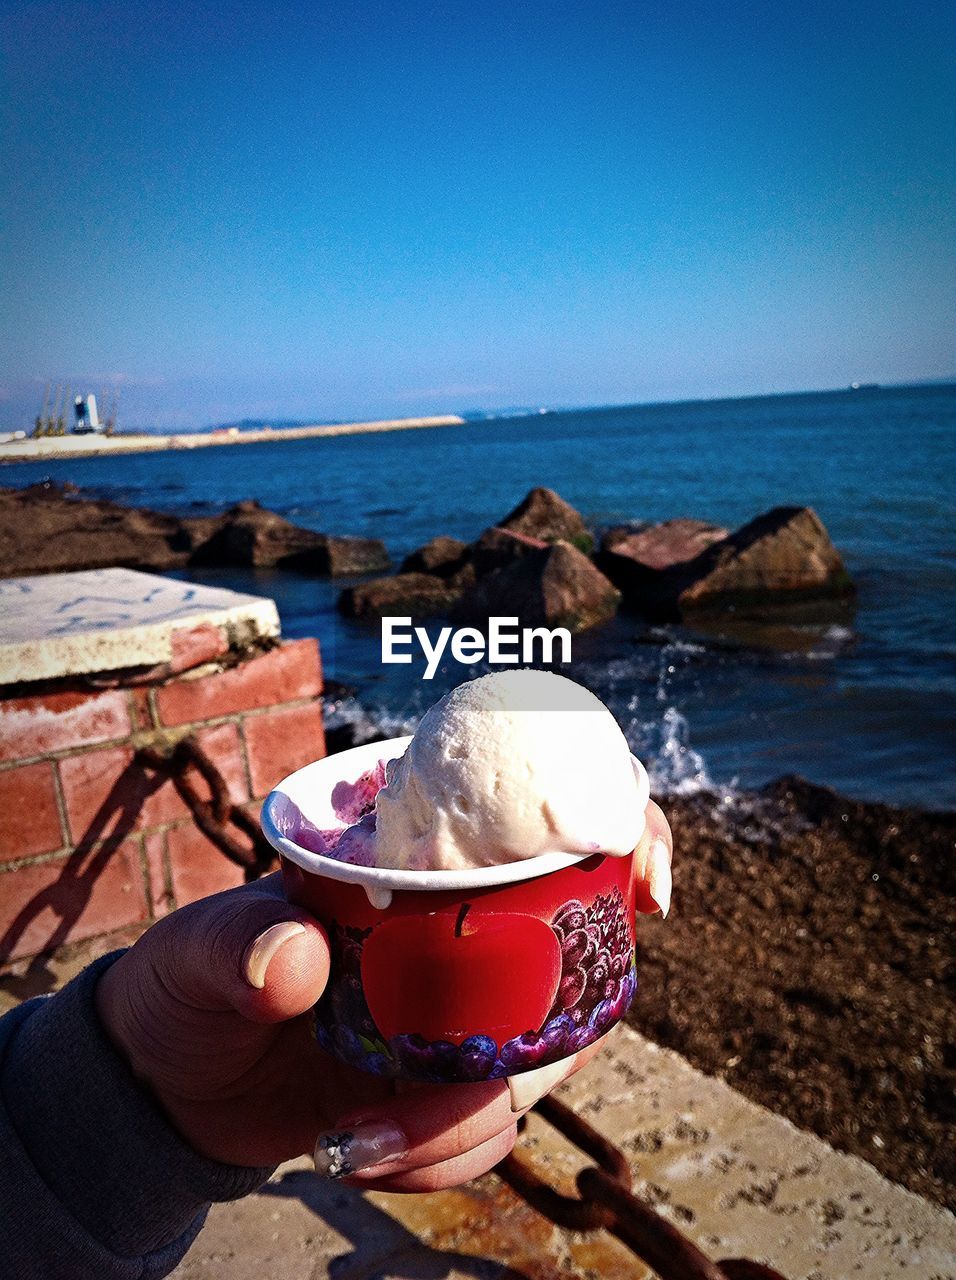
[602,518,729,569]
[191,501,322,568]
[598,518,729,611]
[676,507,854,616]
[192,501,390,576]
[0,483,192,576]
[321,534,392,577]
[454,541,619,633]
[400,535,469,579]
[339,572,465,620]
[470,526,547,577]
[0,487,390,580]
[598,520,650,553]
[495,487,593,553]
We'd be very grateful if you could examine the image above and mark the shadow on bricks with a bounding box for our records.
[261,1169,531,1280]
[0,760,168,998]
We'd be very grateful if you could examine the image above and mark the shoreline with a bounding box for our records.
[0,413,465,464]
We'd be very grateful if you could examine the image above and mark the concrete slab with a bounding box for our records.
[171,1025,956,1280]
[0,568,280,685]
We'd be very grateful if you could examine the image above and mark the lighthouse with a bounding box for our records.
[73,394,104,434]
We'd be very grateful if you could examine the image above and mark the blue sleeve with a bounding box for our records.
[0,953,275,1280]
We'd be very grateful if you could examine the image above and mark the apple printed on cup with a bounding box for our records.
[361,902,562,1048]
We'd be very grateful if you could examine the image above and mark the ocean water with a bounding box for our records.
[5,383,955,809]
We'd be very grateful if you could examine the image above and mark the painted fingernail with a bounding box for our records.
[313,1121,407,1178]
[647,838,672,918]
[508,1057,576,1113]
[242,921,306,989]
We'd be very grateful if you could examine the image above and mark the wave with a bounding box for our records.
[323,666,723,803]
[620,700,718,798]
[322,694,420,746]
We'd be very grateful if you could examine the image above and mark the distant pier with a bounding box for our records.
[0,414,466,464]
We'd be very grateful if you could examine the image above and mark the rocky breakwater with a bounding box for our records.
[339,488,855,634]
[0,484,389,578]
[340,487,619,633]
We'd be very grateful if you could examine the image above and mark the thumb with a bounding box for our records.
[156,876,331,1025]
[633,800,673,917]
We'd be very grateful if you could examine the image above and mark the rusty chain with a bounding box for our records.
[499,1096,788,1280]
[140,737,786,1277]
[137,736,275,881]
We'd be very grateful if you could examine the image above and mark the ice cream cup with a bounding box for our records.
[261,736,650,1083]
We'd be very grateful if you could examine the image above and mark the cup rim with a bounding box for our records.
[261,734,650,893]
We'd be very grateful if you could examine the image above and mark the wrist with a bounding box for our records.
[92,951,206,1154]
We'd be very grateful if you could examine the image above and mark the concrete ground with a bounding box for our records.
[4,934,954,1279]
[171,1026,955,1280]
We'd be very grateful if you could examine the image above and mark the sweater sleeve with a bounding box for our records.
[0,952,275,1280]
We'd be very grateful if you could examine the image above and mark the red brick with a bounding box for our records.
[144,831,173,917]
[60,747,145,846]
[243,702,326,798]
[138,720,248,826]
[0,838,149,964]
[170,623,229,674]
[155,639,322,727]
[0,763,65,862]
[167,822,245,906]
[59,746,182,842]
[191,721,250,806]
[0,689,132,763]
[129,687,155,733]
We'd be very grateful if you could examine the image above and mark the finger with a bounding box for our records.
[150,879,331,1024]
[347,1124,519,1193]
[314,1078,516,1179]
[633,799,673,916]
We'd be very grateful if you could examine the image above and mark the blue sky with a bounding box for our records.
[1,0,953,429]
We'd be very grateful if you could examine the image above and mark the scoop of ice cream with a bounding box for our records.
[372,669,645,870]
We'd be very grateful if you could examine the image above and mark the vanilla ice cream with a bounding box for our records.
[371,669,645,870]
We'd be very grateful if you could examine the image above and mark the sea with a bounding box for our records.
[5,382,955,810]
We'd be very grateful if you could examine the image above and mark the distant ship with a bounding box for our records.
[849,382,880,391]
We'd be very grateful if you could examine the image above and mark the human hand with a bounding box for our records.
[94,801,671,1189]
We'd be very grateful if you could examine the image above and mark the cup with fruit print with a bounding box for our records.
[262,736,648,1084]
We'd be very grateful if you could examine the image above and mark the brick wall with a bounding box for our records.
[0,636,325,967]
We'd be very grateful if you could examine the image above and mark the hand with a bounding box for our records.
[94,801,672,1190]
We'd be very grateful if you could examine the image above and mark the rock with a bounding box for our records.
[194,501,390,575]
[497,486,593,553]
[0,486,389,579]
[598,518,729,610]
[338,572,465,620]
[400,535,469,578]
[470,526,547,576]
[676,506,854,615]
[190,501,326,569]
[321,535,391,577]
[603,518,729,570]
[454,541,619,633]
[598,520,650,553]
[0,483,191,576]
[598,508,853,619]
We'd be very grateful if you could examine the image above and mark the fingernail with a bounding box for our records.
[313,1121,407,1178]
[508,1057,576,1113]
[242,921,306,989]
[647,838,672,918]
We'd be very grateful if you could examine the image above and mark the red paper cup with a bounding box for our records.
[261,737,649,1083]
